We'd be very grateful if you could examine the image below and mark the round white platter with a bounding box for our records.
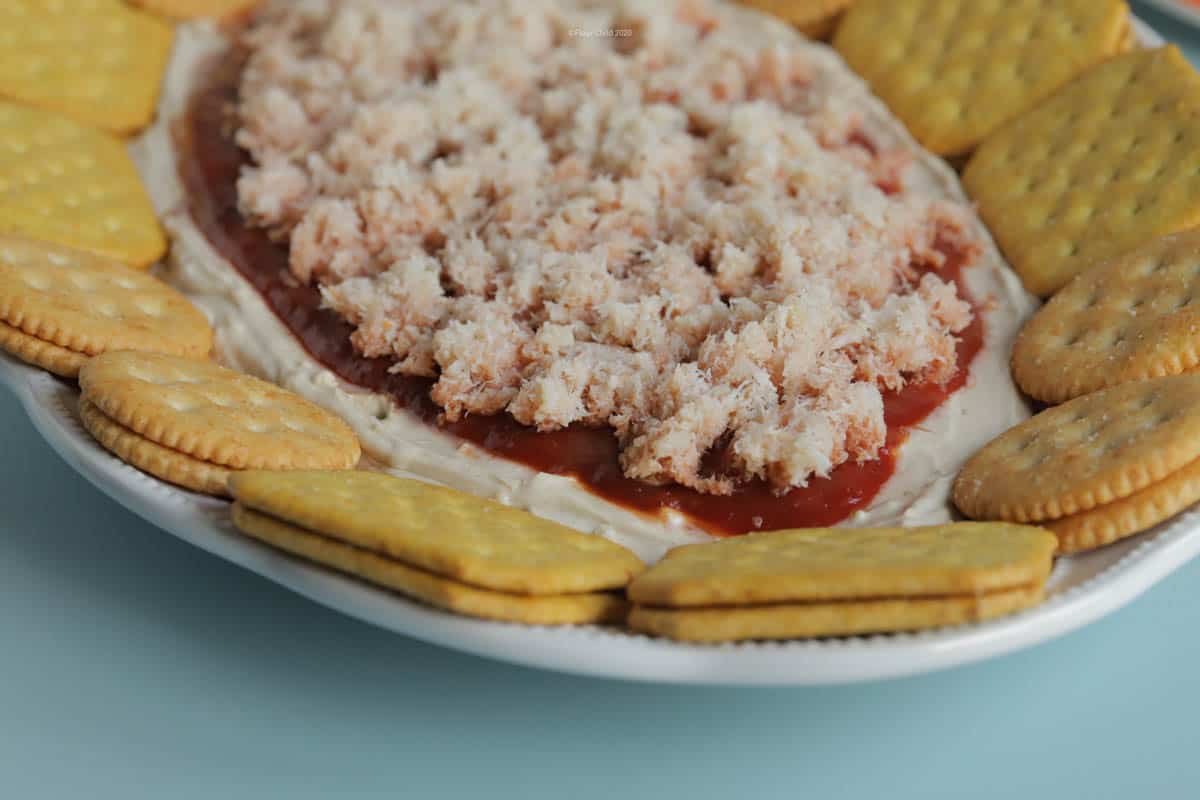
[3,17,1187,687]
[5,349,1200,686]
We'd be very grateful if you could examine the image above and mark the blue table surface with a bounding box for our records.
[4,4,1200,798]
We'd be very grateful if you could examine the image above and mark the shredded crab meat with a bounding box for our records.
[235,0,981,495]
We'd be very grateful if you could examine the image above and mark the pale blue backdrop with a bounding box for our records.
[1,4,1197,798]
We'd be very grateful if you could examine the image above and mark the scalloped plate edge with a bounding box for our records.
[3,17,1194,687]
[4,349,1200,686]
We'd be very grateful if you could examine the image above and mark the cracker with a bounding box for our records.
[1047,455,1200,554]
[627,585,1044,642]
[79,351,361,471]
[0,320,87,378]
[1117,14,1137,53]
[232,504,628,626]
[953,376,1200,523]
[129,0,259,20]
[227,470,645,596]
[80,397,232,496]
[626,523,1054,608]
[1012,231,1200,403]
[0,102,166,268]
[0,0,172,135]
[834,0,1130,157]
[0,235,211,367]
[739,0,853,38]
[963,46,1200,297]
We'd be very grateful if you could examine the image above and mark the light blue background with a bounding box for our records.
[3,5,1199,798]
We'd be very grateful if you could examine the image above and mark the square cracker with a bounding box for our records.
[232,504,629,626]
[0,0,172,135]
[628,584,1044,642]
[626,523,1056,608]
[0,102,166,268]
[834,0,1129,157]
[227,470,645,596]
[963,46,1200,297]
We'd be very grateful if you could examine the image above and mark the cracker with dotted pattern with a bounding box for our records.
[231,504,629,625]
[739,0,853,39]
[0,236,211,376]
[0,320,87,377]
[964,46,1200,297]
[1012,231,1200,404]
[79,351,361,472]
[80,397,233,496]
[0,102,166,268]
[954,375,1200,523]
[0,0,172,135]
[628,584,1044,642]
[130,0,260,20]
[627,523,1054,608]
[1045,454,1200,554]
[227,470,645,595]
[834,0,1130,158]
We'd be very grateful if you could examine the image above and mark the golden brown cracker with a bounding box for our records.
[0,0,172,134]
[1117,14,1138,53]
[739,0,853,38]
[964,46,1200,297]
[954,376,1200,523]
[0,320,88,378]
[835,0,1130,157]
[1012,231,1200,404]
[627,523,1055,608]
[628,584,1044,642]
[79,351,361,471]
[129,0,259,20]
[0,235,211,362]
[227,470,645,596]
[232,504,628,626]
[80,397,233,496]
[0,102,166,268]
[1047,455,1200,554]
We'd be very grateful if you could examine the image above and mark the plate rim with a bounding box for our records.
[0,15,1189,688]
[4,352,1200,686]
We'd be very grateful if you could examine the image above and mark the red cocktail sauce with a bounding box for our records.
[177,57,983,536]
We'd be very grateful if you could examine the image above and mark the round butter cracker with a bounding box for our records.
[954,375,1200,523]
[0,235,212,369]
[80,397,233,496]
[0,319,88,378]
[1047,455,1200,554]
[79,351,361,472]
[1013,230,1200,404]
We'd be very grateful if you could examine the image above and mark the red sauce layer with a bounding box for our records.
[177,57,983,536]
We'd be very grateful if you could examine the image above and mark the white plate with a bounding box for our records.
[1139,0,1200,30]
[6,348,1200,686]
[4,18,1186,687]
